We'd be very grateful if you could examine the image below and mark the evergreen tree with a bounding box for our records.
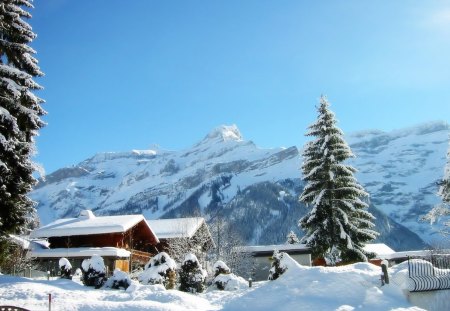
[439,140,450,205]
[0,0,45,261]
[179,253,207,293]
[268,250,287,280]
[299,96,378,264]
[423,138,450,235]
[286,230,300,244]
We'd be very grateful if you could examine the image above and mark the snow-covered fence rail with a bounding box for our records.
[0,306,30,311]
[407,254,450,292]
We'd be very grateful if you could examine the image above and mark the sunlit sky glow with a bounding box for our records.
[31,0,450,173]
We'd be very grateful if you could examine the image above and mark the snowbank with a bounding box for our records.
[0,254,433,311]
[222,255,425,311]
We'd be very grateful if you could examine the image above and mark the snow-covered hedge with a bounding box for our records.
[139,252,177,289]
[81,255,107,288]
[179,253,207,293]
[59,257,72,279]
[105,268,131,290]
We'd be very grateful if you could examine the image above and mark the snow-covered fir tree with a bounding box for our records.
[439,139,450,205]
[179,253,207,293]
[286,230,300,244]
[299,96,378,264]
[138,252,177,289]
[268,250,287,280]
[423,138,450,235]
[0,0,45,262]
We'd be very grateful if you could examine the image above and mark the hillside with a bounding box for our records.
[31,122,449,250]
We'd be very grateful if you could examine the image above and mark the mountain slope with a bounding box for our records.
[31,122,449,250]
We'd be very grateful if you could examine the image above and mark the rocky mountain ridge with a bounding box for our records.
[31,122,450,250]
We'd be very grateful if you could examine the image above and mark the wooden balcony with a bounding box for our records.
[130,249,154,264]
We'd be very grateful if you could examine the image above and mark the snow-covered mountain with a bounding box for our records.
[31,122,450,250]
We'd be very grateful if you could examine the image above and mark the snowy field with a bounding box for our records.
[1,256,448,311]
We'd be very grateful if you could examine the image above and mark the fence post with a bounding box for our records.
[381,259,389,285]
[48,293,52,311]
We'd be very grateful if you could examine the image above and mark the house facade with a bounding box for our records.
[29,210,159,274]
[236,244,312,281]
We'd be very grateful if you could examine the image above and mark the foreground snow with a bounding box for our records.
[0,257,439,310]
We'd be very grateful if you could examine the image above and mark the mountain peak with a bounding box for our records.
[200,124,243,144]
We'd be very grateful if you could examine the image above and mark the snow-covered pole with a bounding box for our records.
[248,277,252,288]
[381,259,389,285]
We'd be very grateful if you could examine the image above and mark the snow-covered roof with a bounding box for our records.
[9,235,50,250]
[363,243,396,257]
[237,244,311,255]
[9,234,31,249]
[146,217,206,239]
[28,247,130,258]
[30,210,154,239]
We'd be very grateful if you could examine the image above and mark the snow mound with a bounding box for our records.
[222,254,421,311]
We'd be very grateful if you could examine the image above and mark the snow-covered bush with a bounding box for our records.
[179,253,207,293]
[213,260,231,277]
[81,255,107,288]
[59,257,72,279]
[139,252,177,289]
[105,269,131,290]
[213,273,248,291]
[211,260,246,290]
[268,250,287,280]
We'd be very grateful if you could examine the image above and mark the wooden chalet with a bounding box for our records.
[29,210,159,274]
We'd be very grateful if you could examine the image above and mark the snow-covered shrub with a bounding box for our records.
[211,259,246,290]
[139,252,177,289]
[213,273,248,291]
[213,260,231,277]
[81,255,107,288]
[105,268,131,290]
[58,257,72,279]
[179,253,207,293]
[268,250,287,280]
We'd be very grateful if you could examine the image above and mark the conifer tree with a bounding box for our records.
[286,230,300,244]
[0,0,45,258]
[423,139,450,235]
[439,140,450,205]
[299,96,378,264]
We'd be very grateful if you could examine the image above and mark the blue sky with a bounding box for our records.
[31,0,450,174]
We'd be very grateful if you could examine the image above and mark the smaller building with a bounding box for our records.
[237,244,312,281]
[147,217,214,264]
[363,243,396,266]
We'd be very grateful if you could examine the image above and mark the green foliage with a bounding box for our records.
[439,141,450,204]
[268,250,286,280]
[0,0,45,264]
[178,254,207,293]
[299,96,378,264]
